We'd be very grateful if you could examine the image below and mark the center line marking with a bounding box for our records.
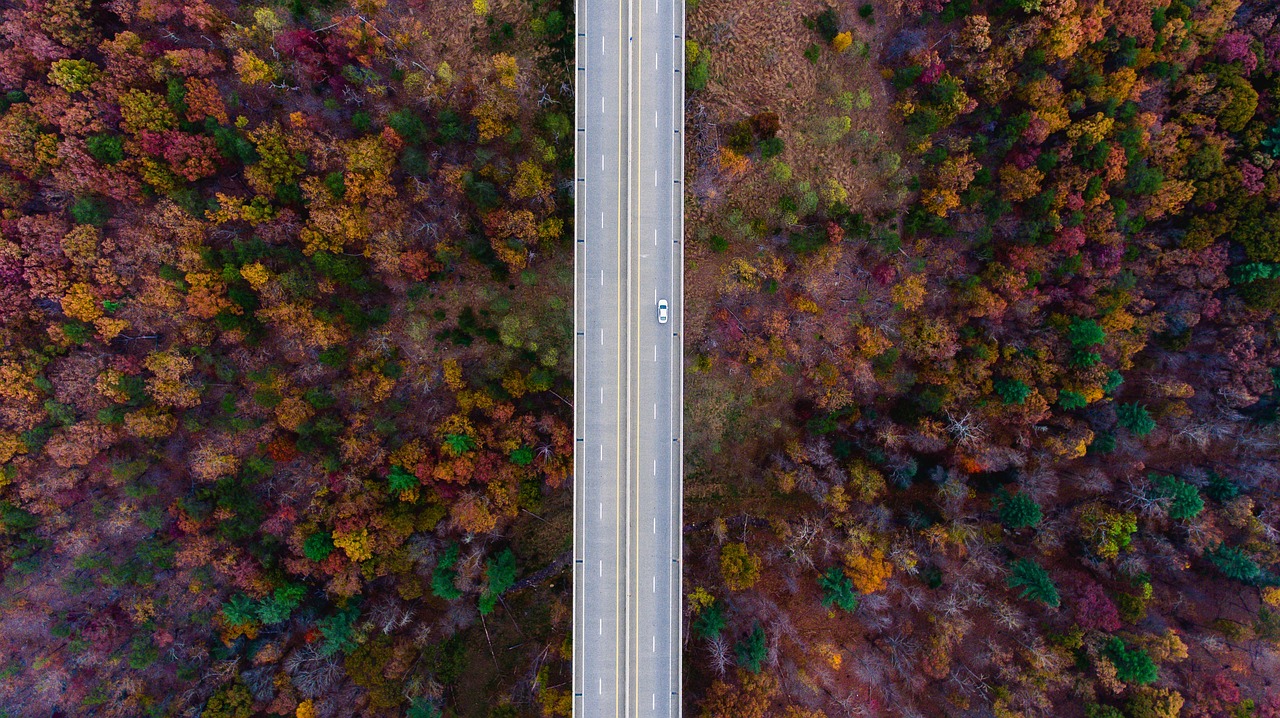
[653,459,656,476]
[654,344,657,361]
[652,636,656,652]
[600,328,604,345]
[601,211,604,228]
[600,269,604,286]
[598,560,602,577]
[653,403,657,419]
[653,575,656,592]
[599,444,603,461]
[599,618,603,634]
[654,169,658,186]
[599,502,603,521]
[653,516,657,533]
[601,154,605,172]
[600,386,604,404]
[601,95,604,112]
[654,228,658,246]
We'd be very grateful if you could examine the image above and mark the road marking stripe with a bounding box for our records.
[601,385,604,404]
[601,328,604,345]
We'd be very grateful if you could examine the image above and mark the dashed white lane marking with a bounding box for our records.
[654,228,658,246]
[599,502,603,521]
[599,444,603,461]
[601,154,605,172]
[653,516,657,532]
[655,169,658,186]
[598,560,603,577]
[600,328,604,345]
[600,385,604,404]
[601,210,604,228]
[653,459,656,476]
[599,618,603,634]
[653,403,657,419]
[652,635,656,652]
[600,269,604,286]
[654,344,657,361]
[653,575,657,592]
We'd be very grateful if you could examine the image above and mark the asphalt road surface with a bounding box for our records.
[572,0,684,713]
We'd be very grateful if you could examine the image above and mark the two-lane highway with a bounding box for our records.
[573,0,684,713]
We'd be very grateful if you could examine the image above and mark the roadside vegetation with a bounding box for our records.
[683,0,1280,715]
[0,0,575,715]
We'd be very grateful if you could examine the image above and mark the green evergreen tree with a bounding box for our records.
[1067,317,1106,347]
[1207,543,1266,585]
[479,548,518,615]
[1116,402,1156,437]
[1147,473,1204,520]
[693,601,726,640]
[431,544,463,600]
[1104,636,1158,684]
[1007,557,1060,607]
[319,604,361,656]
[734,622,767,673]
[994,377,1032,405]
[818,567,859,612]
[303,531,335,561]
[994,488,1043,529]
[387,465,418,494]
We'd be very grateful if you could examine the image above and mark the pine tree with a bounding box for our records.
[734,622,768,673]
[1207,544,1266,585]
[819,567,859,612]
[1104,637,1158,684]
[479,548,518,615]
[1007,557,1060,607]
[1147,473,1204,520]
[994,488,1043,529]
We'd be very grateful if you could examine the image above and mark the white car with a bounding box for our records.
[657,299,668,324]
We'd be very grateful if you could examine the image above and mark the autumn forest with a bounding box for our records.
[0,0,1278,715]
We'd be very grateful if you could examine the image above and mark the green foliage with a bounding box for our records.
[509,447,534,466]
[1204,471,1240,503]
[1104,637,1158,684]
[818,566,859,612]
[86,135,125,164]
[319,604,361,656]
[994,488,1042,529]
[693,600,726,639]
[686,41,710,92]
[478,548,517,615]
[69,196,111,226]
[1058,390,1088,410]
[814,8,841,41]
[407,698,444,718]
[1085,704,1125,718]
[994,377,1032,405]
[257,583,306,624]
[431,543,463,600]
[1147,473,1204,520]
[1116,403,1156,437]
[1207,544,1268,585]
[1067,318,1106,347]
[220,593,258,627]
[734,622,767,673]
[1007,557,1060,607]
[444,433,477,455]
[303,531,334,561]
[388,465,418,494]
